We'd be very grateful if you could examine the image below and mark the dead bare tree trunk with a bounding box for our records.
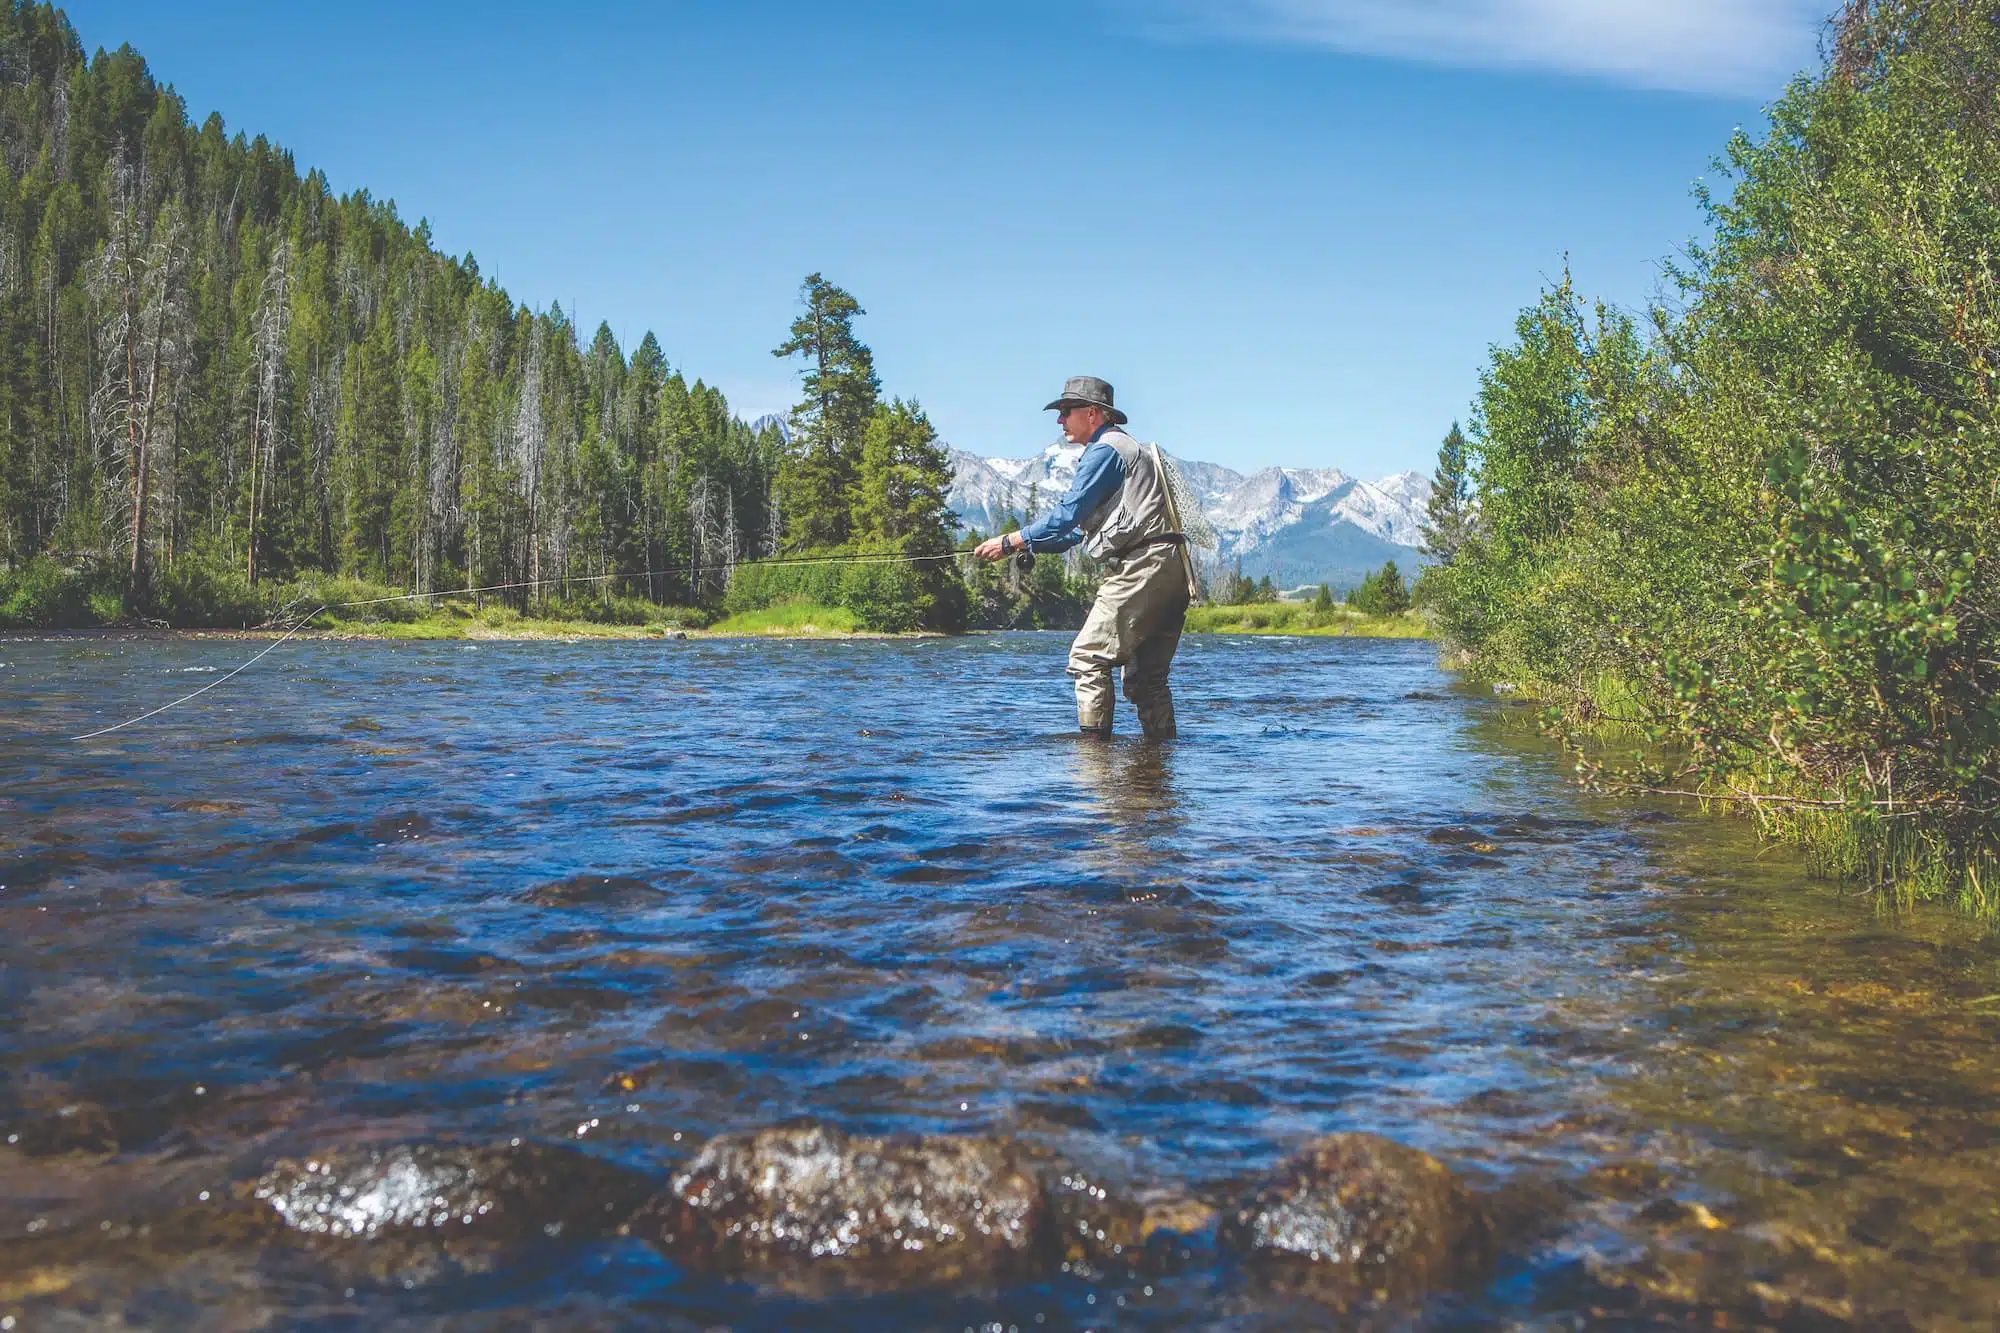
[127,207,191,591]
[88,150,143,582]
[512,319,546,606]
[246,239,293,585]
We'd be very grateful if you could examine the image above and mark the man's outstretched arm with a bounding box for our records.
[973,443,1125,560]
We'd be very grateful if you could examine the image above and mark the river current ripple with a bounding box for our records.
[3,633,1998,1330]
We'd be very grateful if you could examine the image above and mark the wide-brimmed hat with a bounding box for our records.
[1043,375,1128,426]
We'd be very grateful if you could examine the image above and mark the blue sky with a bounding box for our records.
[69,1,1826,477]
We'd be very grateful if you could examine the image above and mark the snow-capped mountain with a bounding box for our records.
[947,440,1431,588]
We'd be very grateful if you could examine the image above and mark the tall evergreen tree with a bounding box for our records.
[851,399,953,548]
[1422,421,1474,564]
[771,273,877,550]
[851,398,967,629]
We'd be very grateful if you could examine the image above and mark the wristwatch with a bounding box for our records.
[1000,534,1013,554]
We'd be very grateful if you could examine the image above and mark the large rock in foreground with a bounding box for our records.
[251,1141,649,1246]
[1217,1133,1490,1306]
[630,1124,1044,1294]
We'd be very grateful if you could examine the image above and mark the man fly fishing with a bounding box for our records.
[973,376,1196,740]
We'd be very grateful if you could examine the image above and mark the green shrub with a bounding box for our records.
[723,549,967,632]
[1430,0,2000,910]
[1349,561,1411,616]
[0,558,119,628]
[283,575,428,624]
[838,561,924,633]
[149,555,272,628]
[723,558,848,618]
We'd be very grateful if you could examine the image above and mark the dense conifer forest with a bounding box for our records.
[0,3,1080,631]
[1425,0,2000,910]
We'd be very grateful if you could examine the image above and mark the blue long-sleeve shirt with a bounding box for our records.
[1019,428,1125,554]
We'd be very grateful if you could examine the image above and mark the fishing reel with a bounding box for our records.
[1012,549,1036,575]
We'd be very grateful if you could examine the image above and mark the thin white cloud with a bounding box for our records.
[1137,0,1829,97]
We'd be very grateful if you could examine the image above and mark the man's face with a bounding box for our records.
[1058,403,1105,444]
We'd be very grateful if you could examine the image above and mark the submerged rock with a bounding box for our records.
[1042,1164,1218,1278]
[250,1141,650,1246]
[631,1124,1043,1293]
[1217,1133,1490,1306]
[519,874,661,909]
[4,1100,119,1157]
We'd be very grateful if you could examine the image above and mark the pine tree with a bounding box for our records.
[1422,421,1474,564]
[851,399,953,547]
[340,316,398,577]
[850,398,966,631]
[771,273,877,550]
[1350,560,1411,615]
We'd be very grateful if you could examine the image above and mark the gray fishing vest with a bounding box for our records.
[1078,430,1175,560]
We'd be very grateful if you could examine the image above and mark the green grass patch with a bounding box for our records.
[352,618,469,640]
[1184,603,1431,638]
[708,600,863,635]
[284,580,709,639]
[311,607,683,640]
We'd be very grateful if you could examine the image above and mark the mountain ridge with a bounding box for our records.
[946,441,1432,588]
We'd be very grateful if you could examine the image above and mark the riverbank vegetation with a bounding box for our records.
[1423,0,2000,912]
[1184,601,1428,638]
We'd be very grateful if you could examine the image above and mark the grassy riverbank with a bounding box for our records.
[0,562,906,640]
[5,560,1434,642]
[269,598,884,640]
[1184,603,1430,638]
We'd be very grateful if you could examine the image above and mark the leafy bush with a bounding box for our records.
[838,562,925,633]
[529,591,688,626]
[723,548,968,632]
[279,575,428,624]
[0,558,121,628]
[1433,0,2000,909]
[149,555,272,628]
[723,558,848,619]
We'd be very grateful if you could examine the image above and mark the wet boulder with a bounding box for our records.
[3,1100,120,1157]
[631,1123,1043,1293]
[520,874,662,909]
[1043,1164,1218,1278]
[1217,1133,1490,1306]
[250,1140,652,1247]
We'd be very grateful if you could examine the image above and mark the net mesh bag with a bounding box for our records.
[1154,445,1218,550]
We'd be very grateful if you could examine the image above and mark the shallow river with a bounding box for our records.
[3,633,1998,1330]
